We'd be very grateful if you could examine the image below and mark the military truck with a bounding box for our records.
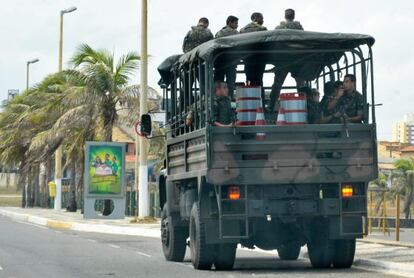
[155,30,377,270]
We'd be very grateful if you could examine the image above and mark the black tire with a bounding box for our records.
[161,204,187,262]
[332,239,356,268]
[308,240,334,268]
[214,244,237,270]
[277,243,301,260]
[190,202,214,270]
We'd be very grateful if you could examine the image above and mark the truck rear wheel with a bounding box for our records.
[214,244,237,270]
[190,202,214,270]
[308,239,334,268]
[332,239,356,268]
[161,204,187,262]
[277,243,301,260]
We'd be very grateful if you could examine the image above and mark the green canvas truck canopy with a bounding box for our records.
[158,30,375,87]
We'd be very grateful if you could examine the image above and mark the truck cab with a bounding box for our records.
[157,30,377,270]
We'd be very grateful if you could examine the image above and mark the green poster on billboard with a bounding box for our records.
[87,143,125,195]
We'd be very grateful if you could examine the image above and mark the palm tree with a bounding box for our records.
[69,44,140,215]
[394,158,414,219]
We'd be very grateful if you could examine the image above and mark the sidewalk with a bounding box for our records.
[1,207,414,277]
[0,207,160,238]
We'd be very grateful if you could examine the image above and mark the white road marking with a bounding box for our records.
[175,263,193,268]
[87,239,97,243]
[13,220,48,230]
[108,244,120,249]
[0,265,3,270]
[135,251,152,258]
[54,230,62,234]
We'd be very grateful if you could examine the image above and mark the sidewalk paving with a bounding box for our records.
[1,207,414,277]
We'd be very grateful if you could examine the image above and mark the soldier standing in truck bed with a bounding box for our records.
[212,81,234,127]
[182,17,214,53]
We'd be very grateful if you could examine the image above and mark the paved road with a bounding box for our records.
[0,215,400,278]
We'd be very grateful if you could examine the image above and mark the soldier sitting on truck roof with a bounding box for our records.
[240,13,268,106]
[268,9,305,112]
[275,8,304,30]
[182,17,214,53]
[212,81,234,127]
[326,74,364,123]
[214,16,240,100]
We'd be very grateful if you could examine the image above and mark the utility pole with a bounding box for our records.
[138,0,149,217]
[54,6,77,210]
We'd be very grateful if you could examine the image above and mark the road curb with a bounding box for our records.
[0,208,160,238]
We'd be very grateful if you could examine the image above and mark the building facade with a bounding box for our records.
[392,114,414,144]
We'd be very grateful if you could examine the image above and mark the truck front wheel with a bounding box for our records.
[190,202,214,270]
[161,204,187,262]
[277,243,301,260]
[332,239,356,268]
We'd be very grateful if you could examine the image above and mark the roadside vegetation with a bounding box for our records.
[0,44,164,210]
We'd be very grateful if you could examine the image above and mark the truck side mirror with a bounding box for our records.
[140,114,152,136]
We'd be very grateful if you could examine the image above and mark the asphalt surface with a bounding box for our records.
[0,215,401,278]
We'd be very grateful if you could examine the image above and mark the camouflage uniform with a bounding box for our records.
[240,22,267,33]
[182,25,214,53]
[212,96,233,125]
[215,26,238,38]
[335,90,364,121]
[319,95,335,120]
[275,20,304,30]
[307,99,320,124]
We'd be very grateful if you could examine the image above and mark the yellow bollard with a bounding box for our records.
[369,191,373,234]
[396,194,400,241]
[48,181,56,198]
[382,192,386,234]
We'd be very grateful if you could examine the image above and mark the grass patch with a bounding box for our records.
[0,196,22,207]
[0,187,21,195]
[129,216,159,224]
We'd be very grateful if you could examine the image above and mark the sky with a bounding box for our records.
[1,0,413,139]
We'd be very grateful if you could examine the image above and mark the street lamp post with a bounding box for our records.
[26,58,39,90]
[54,6,77,211]
[137,0,149,217]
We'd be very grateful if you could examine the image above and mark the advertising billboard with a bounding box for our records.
[85,142,125,196]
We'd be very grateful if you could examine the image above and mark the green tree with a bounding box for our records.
[69,44,140,215]
[394,158,414,219]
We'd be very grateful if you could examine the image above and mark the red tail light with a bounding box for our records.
[342,185,353,198]
[228,186,241,200]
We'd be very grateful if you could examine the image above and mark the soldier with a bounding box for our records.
[182,17,214,53]
[299,86,319,124]
[240,12,267,33]
[275,8,304,30]
[319,81,343,124]
[212,81,233,127]
[240,13,267,105]
[215,16,239,100]
[330,74,364,123]
[269,9,305,112]
[215,15,239,38]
